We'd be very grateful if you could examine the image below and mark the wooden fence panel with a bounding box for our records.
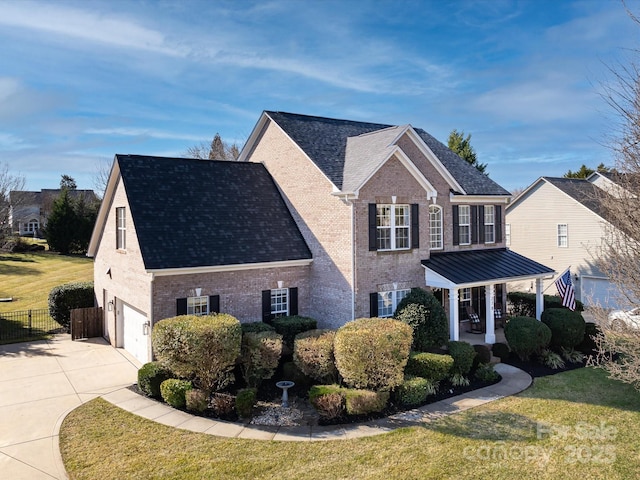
[71,307,103,340]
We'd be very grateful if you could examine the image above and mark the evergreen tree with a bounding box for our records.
[60,174,77,190]
[448,129,487,173]
[45,190,77,254]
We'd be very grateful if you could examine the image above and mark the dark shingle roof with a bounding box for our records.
[265,111,510,195]
[422,248,554,285]
[116,155,311,270]
[543,177,611,221]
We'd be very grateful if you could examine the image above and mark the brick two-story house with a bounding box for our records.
[88,111,553,363]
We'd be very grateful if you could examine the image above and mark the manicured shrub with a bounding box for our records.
[541,308,586,349]
[492,342,510,360]
[334,318,412,390]
[210,393,235,416]
[313,393,344,420]
[235,388,257,418]
[241,322,275,334]
[394,288,449,349]
[394,375,436,407]
[405,352,453,382]
[472,344,492,370]
[138,361,171,398]
[48,281,95,327]
[240,331,283,388]
[504,316,552,361]
[474,363,499,382]
[271,315,317,352]
[507,291,584,317]
[309,384,343,404]
[293,329,337,383]
[576,322,600,355]
[160,379,193,408]
[185,389,209,413]
[152,314,242,394]
[344,389,390,415]
[447,341,476,376]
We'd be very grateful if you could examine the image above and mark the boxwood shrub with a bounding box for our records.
[293,329,337,383]
[271,315,317,352]
[447,341,476,376]
[241,322,275,334]
[492,342,510,360]
[507,291,584,317]
[472,344,492,370]
[138,361,171,398]
[394,288,449,349]
[394,375,435,407]
[504,316,552,360]
[541,308,586,349]
[235,388,257,418]
[309,385,345,420]
[152,314,242,394]
[239,331,282,388]
[48,281,95,327]
[334,317,412,390]
[344,388,390,415]
[185,389,208,413]
[405,352,454,382]
[160,379,193,408]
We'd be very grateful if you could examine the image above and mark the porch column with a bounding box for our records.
[484,284,496,344]
[449,288,459,341]
[536,278,544,320]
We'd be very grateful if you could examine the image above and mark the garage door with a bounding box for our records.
[123,303,150,364]
[581,277,621,310]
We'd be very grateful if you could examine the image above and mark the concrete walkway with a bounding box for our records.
[0,335,140,480]
[0,335,532,478]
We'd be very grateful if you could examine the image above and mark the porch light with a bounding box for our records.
[107,300,114,312]
[277,280,284,289]
[195,288,202,297]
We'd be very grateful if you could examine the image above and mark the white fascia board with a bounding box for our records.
[505,177,545,211]
[404,127,466,194]
[146,258,313,277]
[87,157,120,257]
[423,265,554,290]
[450,194,511,204]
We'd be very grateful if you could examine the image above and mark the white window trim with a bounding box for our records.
[459,205,471,246]
[377,204,411,251]
[505,223,511,246]
[187,296,209,316]
[557,224,568,248]
[429,205,443,250]
[271,288,289,317]
[484,205,495,244]
[116,207,126,250]
[377,289,411,318]
[460,288,472,304]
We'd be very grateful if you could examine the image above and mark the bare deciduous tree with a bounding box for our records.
[0,162,26,238]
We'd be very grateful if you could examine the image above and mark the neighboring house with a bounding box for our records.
[506,174,621,309]
[88,111,553,363]
[9,189,98,237]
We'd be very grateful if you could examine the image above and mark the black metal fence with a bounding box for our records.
[0,309,66,343]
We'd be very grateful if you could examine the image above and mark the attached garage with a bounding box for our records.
[122,302,150,364]
[580,276,621,310]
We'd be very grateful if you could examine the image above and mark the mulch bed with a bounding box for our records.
[501,354,588,378]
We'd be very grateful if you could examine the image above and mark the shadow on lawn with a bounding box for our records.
[423,410,539,442]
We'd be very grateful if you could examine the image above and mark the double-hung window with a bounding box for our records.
[429,205,443,250]
[376,204,410,250]
[458,205,471,245]
[505,224,511,246]
[116,207,126,250]
[375,289,410,318]
[484,205,495,244]
[557,224,568,247]
[187,296,209,316]
[262,287,299,322]
[270,288,289,317]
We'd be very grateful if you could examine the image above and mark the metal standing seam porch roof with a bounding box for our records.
[422,248,555,289]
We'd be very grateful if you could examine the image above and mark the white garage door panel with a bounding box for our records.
[123,303,149,364]
[582,277,621,310]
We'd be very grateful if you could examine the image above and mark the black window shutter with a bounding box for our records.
[452,205,459,245]
[370,292,379,317]
[289,287,298,316]
[471,205,479,244]
[262,290,272,323]
[495,206,503,242]
[478,205,485,244]
[411,203,419,249]
[176,298,187,315]
[368,203,377,251]
[208,295,220,314]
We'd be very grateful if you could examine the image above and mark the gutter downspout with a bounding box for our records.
[351,200,356,320]
[148,273,155,361]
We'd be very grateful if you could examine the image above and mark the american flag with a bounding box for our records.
[555,269,576,311]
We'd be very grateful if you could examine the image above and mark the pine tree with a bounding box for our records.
[448,129,487,173]
[45,190,77,254]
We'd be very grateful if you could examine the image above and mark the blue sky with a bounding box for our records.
[1,0,638,193]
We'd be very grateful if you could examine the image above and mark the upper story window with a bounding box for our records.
[187,296,209,316]
[116,207,126,250]
[484,205,495,244]
[505,224,511,246]
[458,205,471,245]
[377,204,409,250]
[429,205,443,250]
[374,289,410,318]
[557,224,568,247]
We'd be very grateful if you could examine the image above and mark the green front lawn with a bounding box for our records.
[60,367,640,479]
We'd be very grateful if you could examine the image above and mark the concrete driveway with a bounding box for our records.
[0,335,140,479]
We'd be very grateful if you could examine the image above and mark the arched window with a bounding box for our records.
[429,205,443,250]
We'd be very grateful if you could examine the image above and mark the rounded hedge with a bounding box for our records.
[48,281,95,327]
[293,329,337,383]
[504,316,552,360]
[394,288,449,349]
[491,342,510,360]
[138,361,171,398]
[447,341,476,376]
[160,379,193,408]
[334,318,412,390]
[239,331,282,388]
[405,351,454,382]
[472,344,492,369]
[394,375,433,407]
[541,308,586,349]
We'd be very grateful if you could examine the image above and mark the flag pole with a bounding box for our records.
[542,265,571,294]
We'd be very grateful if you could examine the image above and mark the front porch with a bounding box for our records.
[422,248,555,345]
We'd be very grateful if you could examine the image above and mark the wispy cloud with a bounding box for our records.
[84,127,204,142]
